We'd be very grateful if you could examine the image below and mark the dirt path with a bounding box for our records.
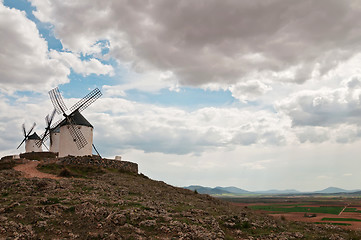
[339,203,350,216]
[13,161,60,179]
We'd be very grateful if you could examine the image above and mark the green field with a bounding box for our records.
[249,204,349,215]
[344,208,361,213]
[315,222,352,226]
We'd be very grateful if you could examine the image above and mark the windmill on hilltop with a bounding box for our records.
[37,109,60,153]
[36,87,102,157]
[17,122,43,152]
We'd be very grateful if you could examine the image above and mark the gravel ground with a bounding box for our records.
[13,161,60,179]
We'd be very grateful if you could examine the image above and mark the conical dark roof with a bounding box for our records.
[28,132,41,140]
[59,110,93,128]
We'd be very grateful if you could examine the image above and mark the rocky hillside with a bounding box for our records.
[1,160,361,239]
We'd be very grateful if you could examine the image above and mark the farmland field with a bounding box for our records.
[221,196,361,230]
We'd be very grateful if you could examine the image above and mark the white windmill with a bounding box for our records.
[17,123,43,152]
[37,109,59,153]
[37,87,102,158]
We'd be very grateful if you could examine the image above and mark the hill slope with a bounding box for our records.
[0,160,360,239]
[314,187,360,194]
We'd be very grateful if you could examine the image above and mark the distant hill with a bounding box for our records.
[215,186,252,194]
[184,185,361,195]
[184,185,232,194]
[184,186,251,195]
[313,187,360,194]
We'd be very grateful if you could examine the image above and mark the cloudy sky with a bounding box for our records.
[1,0,361,192]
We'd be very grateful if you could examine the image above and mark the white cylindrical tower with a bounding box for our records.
[25,132,42,152]
[49,128,60,153]
[58,111,93,158]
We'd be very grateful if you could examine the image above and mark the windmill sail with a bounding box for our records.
[49,87,68,114]
[17,122,36,149]
[70,88,102,113]
[48,87,101,151]
[36,109,56,148]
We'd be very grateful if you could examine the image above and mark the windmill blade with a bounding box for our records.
[27,122,36,136]
[22,124,26,137]
[36,109,57,148]
[69,88,102,113]
[36,132,45,147]
[36,130,51,147]
[51,118,64,130]
[42,142,49,151]
[49,131,53,146]
[45,114,50,126]
[49,87,68,115]
[67,117,88,150]
[49,108,56,123]
[92,144,101,158]
[17,138,26,149]
[18,123,34,149]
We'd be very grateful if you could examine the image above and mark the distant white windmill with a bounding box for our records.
[37,87,102,157]
[17,123,42,152]
[37,109,59,153]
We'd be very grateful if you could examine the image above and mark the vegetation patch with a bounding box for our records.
[315,222,352,226]
[250,205,344,215]
[37,163,105,178]
[0,161,16,170]
[344,208,361,213]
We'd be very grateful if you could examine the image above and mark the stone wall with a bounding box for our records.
[20,152,58,160]
[58,155,138,174]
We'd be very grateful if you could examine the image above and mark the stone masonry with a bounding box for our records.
[58,155,138,174]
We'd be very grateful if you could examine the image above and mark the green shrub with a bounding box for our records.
[58,168,73,177]
[242,221,251,229]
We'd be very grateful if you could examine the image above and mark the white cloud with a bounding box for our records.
[277,77,361,127]
[229,80,272,102]
[30,0,361,92]
[103,70,178,97]
[49,51,114,77]
[2,91,361,191]
[0,93,53,155]
[86,98,290,155]
[0,3,69,93]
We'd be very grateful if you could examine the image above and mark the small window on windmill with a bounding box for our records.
[78,126,81,129]
[73,138,77,142]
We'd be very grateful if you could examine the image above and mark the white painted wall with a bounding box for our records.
[25,140,42,152]
[58,125,93,157]
[50,132,60,153]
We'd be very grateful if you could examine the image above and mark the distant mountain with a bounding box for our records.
[184,185,251,195]
[255,189,301,194]
[184,185,361,195]
[313,187,360,194]
[215,186,252,194]
[184,185,231,195]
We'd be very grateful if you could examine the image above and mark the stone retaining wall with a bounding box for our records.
[58,156,138,174]
[20,152,58,160]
